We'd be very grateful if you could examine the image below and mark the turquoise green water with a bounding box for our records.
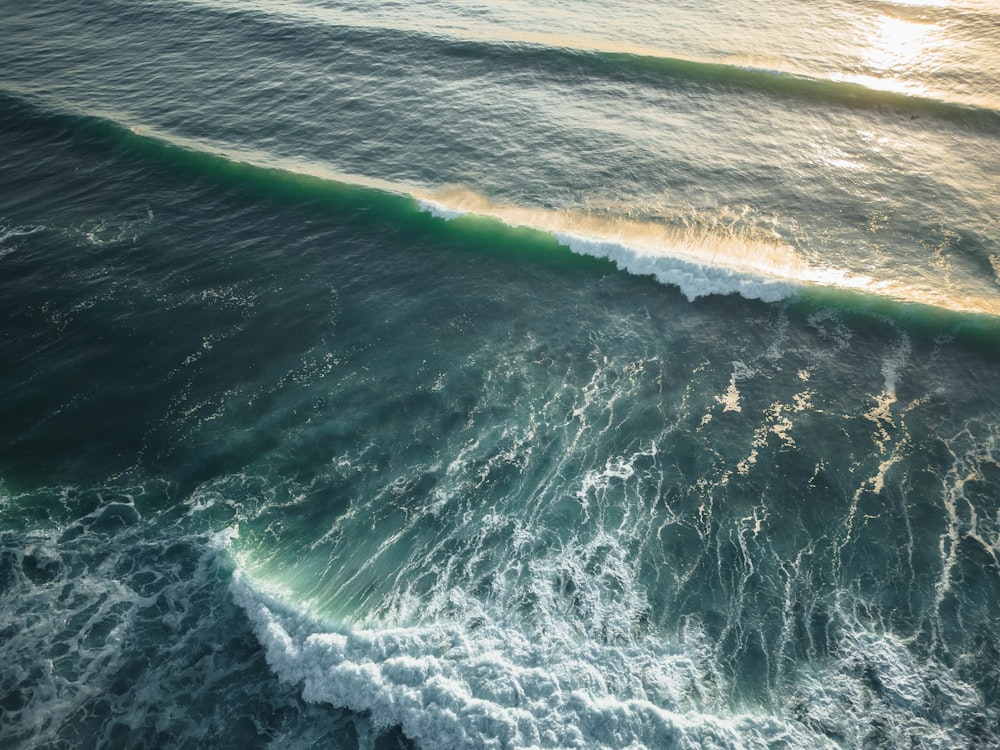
[2,1,1000,747]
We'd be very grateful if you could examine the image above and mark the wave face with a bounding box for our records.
[2,1,1000,749]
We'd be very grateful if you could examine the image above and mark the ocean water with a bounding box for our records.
[2,0,1000,747]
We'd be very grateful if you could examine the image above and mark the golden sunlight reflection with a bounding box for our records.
[865,15,937,72]
[835,13,948,96]
[881,0,953,6]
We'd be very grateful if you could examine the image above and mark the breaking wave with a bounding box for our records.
[3,89,1000,321]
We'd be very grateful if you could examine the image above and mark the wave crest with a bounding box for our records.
[420,190,827,303]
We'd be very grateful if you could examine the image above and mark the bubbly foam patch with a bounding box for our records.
[0,221,44,259]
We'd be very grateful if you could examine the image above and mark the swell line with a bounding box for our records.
[169,0,1000,127]
[4,89,1000,330]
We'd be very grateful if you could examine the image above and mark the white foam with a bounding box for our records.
[552,232,801,302]
[716,361,756,413]
[231,568,839,750]
[790,623,986,749]
[0,224,43,245]
[0,223,44,259]
[231,521,997,750]
[417,199,470,222]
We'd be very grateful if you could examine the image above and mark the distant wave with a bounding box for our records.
[535,47,1000,124]
[4,89,1000,324]
[845,0,1000,25]
[172,0,1000,126]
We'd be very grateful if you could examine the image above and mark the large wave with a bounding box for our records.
[4,90,1000,322]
